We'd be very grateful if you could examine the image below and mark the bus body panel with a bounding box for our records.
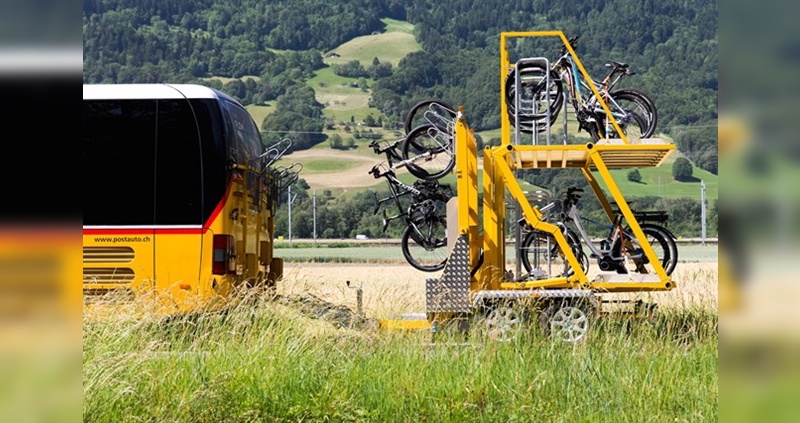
[82,229,156,299]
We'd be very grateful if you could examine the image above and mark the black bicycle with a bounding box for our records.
[370,164,452,272]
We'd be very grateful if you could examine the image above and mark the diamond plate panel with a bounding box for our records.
[426,235,471,313]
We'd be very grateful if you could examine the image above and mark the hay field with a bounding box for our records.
[278,261,718,318]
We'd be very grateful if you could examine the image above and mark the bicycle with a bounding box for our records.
[505,35,658,143]
[400,99,458,180]
[519,187,678,278]
[369,124,455,181]
[370,163,452,272]
[403,99,457,135]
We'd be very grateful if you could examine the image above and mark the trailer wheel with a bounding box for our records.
[483,304,524,342]
[539,299,594,343]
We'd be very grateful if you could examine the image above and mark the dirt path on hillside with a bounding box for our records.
[282,149,414,189]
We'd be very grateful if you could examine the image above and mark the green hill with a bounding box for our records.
[323,18,421,66]
[310,18,421,125]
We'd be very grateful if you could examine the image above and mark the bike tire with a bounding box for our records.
[504,62,564,133]
[641,223,678,275]
[401,123,455,181]
[401,215,448,272]
[404,99,457,136]
[588,88,657,142]
[520,229,588,277]
[616,224,677,276]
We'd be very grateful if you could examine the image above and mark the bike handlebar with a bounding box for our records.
[559,35,580,56]
[563,187,583,207]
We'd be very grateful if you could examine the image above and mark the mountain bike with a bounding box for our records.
[370,164,452,272]
[519,187,678,278]
[505,36,658,142]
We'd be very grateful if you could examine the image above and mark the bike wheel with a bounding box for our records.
[605,89,657,140]
[402,123,455,181]
[616,224,677,276]
[404,99,457,136]
[642,224,678,275]
[520,229,588,277]
[401,215,448,272]
[504,62,564,133]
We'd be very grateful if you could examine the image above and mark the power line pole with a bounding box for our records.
[312,189,317,245]
[288,185,297,244]
[700,180,706,245]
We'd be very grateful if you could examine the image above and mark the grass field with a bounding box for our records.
[83,260,717,422]
[602,151,718,201]
[308,18,421,125]
[301,158,361,173]
[323,18,421,67]
[473,127,717,202]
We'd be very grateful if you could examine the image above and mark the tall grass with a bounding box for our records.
[84,289,717,422]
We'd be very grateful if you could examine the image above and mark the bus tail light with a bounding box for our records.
[213,235,236,275]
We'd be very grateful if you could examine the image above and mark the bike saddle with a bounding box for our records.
[369,164,384,177]
[607,60,628,69]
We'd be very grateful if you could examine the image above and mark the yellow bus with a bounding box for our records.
[83,83,284,314]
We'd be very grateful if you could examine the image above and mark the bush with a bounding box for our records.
[672,157,694,181]
[627,169,642,183]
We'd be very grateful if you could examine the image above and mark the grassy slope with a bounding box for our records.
[474,127,718,202]
[247,104,276,131]
[322,18,420,67]
[600,150,718,201]
[311,18,422,124]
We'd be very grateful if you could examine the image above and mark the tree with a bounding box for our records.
[329,133,343,149]
[627,169,642,183]
[672,157,694,181]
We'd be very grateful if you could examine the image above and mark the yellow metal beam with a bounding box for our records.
[493,145,587,285]
[580,167,616,222]
[588,150,672,286]
[500,278,571,290]
[479,148,504,291]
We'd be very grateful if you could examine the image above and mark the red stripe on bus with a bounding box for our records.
[202,180,233,229]
[83,228,208,235]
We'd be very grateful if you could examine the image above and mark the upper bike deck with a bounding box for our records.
[509,138,674,170]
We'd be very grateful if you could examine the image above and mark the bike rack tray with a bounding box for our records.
[511,142,674,170]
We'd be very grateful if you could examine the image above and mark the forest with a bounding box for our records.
[83,0,718,238]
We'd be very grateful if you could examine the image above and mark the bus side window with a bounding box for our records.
[223,100,262,168]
